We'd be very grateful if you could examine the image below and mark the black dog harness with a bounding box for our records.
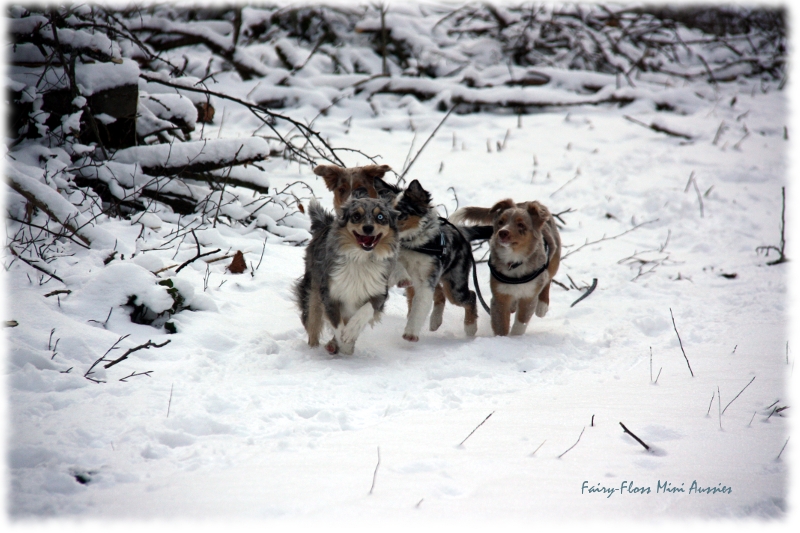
[403,217,458,273]
[487,238,551,285]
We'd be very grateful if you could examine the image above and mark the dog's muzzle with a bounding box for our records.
[354,231,381,250]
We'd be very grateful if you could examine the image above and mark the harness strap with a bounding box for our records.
[403,217,449,261]
[487,238,551,285]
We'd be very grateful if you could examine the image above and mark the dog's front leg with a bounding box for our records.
[490,292,514,336]
[403,283,434,342]
[338,303,375,355]
[510,296,536,336]
[388,262,412,288]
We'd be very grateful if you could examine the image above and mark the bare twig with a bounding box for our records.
[721,376,755,415]
[557,427,585,458]
[399,105,456,181]
[777,438,789,460]
[103,339,171,369]
[561,219,659,260]
[119,370,153,382]
[458,411,494,447]
[669,308,694,377]
[756,187,788,265]
[167,383,174,418]
[619,422,650,451]
[531,440,546,456]
[175,230,222,273]
[369,446,381,495]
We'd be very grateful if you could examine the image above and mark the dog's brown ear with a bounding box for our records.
[489,199,516,220]
[360,164,391,179]
[526,201,550,230]
[313,165,344,190]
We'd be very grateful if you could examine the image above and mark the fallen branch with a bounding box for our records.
[103,339,171,369]
[44,289,72,297]
[8,247,65,283]
[458,411,494,447]
[623,114,693,140]
[669,308,694,377]
[140,74,344,166]
[619,422,650,451]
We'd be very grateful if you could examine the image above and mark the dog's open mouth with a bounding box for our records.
[354,232,381,250]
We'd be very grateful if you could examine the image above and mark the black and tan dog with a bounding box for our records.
[393,179,481,341]
[313,164,400,212]
[451,199,561,336]
[293,196,399,355]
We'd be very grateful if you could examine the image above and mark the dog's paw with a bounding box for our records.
[325,340,339,354]
[397,279,413,288]
[534,301,549,318]
[464,321,477,337]
[510,321,527,336]
[402,333,419,342]
[429,314,443,331]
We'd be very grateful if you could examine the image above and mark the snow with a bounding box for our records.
[2,2,797,532]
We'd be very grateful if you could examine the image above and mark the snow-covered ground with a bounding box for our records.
[3,3,796,532]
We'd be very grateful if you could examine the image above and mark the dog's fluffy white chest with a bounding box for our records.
[329,253,390,316]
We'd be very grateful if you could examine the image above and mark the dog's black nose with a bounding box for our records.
[362,224,374,235]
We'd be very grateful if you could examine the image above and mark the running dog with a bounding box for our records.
[293,196,400,355]
[313,163,400,212]
[393,179,482,341]
[451,199,561,336]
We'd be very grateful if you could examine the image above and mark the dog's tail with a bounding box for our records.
[308,199,335,234]
[450,206,494,226]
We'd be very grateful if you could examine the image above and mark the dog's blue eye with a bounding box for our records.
[377,213,385,222]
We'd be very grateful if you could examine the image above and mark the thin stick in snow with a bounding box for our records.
[369,446,381,495]
[718,386,722,430]
[557,427,585,459]
[669,308,694,377]
[530,440,546,456]
[415,498,424,508]
[619,422,650,451]
[458,411,494,447]
[706,391,715,416]
[777,438,789,461]
[748,411,757,427]
[721,376,756,415]
[654,367,662,384]
[167,383,174,418]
